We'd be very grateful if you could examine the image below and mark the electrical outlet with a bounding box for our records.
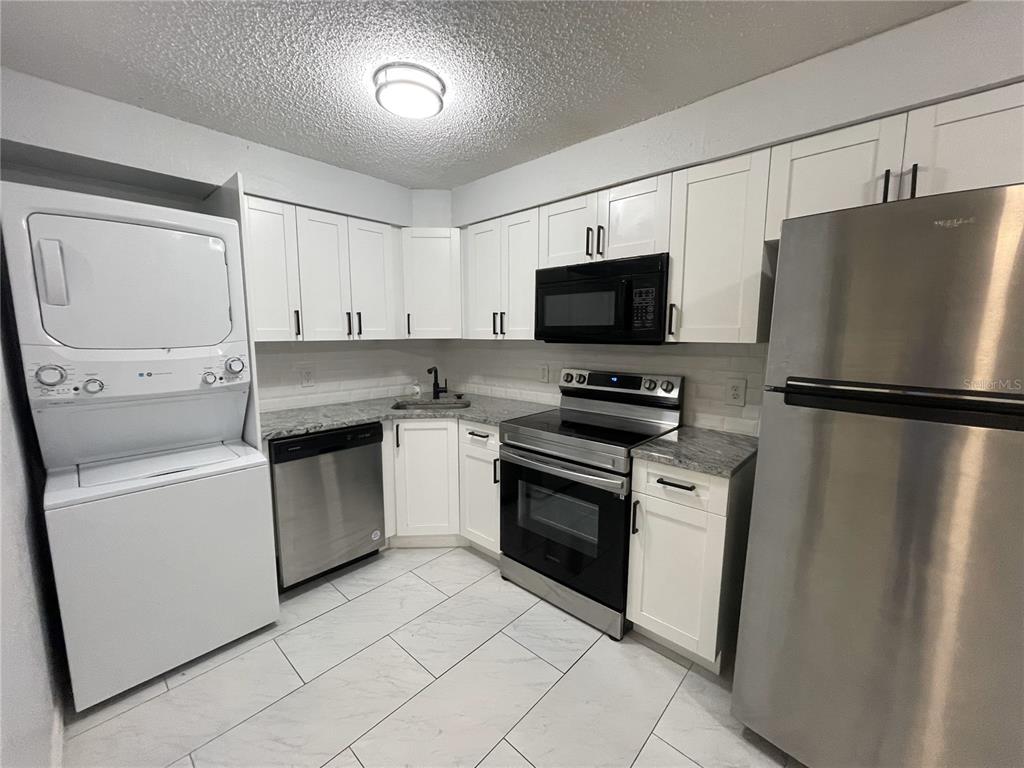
[726,378,746,406]
[538,364,550,383]
[299,368,315,388]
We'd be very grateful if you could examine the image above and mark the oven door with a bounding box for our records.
[499,445,630,611]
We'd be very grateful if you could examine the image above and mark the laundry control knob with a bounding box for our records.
[82,378,104,394]
[575,373,586,384]
[35,365,66,387]
[202,371,218,385]
[562,372,574,384]
[660,380,675,393]
[224,357,245,375]
[643,379,658,391]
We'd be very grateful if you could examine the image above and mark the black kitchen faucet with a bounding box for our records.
[427,367,448,400]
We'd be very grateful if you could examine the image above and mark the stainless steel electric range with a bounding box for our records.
[498,368,683,638]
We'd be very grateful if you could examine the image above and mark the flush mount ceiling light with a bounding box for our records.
[373,62,446,119]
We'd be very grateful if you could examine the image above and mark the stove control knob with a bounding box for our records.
[35,365,66,387]
[575,373,587,384]
[225,357,245,375]
[202,371,218,385]
[660,380,675,393]
[562,372,574,384]
[643,378,658,391]
[82,378,104,394]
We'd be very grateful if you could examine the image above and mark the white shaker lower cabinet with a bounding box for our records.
[596,174,672,260]
[458,421,501,555]
[902,82,1024,199]
[393,419,460,536]
[244,197,302,341]
[667,150,770,343]
[764,114,907,241]
[627,459,756,673]
[401,228,463,339]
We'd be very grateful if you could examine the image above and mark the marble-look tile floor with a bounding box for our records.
[63,546,797,768]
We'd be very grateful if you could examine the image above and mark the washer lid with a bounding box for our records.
[28,213,233,349]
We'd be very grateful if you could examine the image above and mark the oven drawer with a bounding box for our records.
[460,421,499,451]
[632,459,727,515]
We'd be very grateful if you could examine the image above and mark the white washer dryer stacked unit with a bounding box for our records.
[2,182,279,711]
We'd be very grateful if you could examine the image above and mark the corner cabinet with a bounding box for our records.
[393,419,460,536]
[627,458,756,673]
[458,422,501,555]
[667,150,770,343]
[244,197,302,341]
[401,228,462,339]
[463,209,538,340]
[764,114,907,241]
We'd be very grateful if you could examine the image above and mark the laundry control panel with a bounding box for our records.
[24,344,251,405]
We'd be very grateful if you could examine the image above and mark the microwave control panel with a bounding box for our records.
[631,286,657,329]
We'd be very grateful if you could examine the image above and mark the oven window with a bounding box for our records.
[543,291,616,327]
[518,481,599,558]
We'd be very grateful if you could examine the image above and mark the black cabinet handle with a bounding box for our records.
[657,477,696,492]
[406,313,412,336]
[492,312,498,336]
[294,309,302,337]
[910,163,919,199]
[499,311,506,335]
[468,430,490,439]
[585,226,594,257]
[346,311,353,336]
[631,499,640,534]
[882,169,891,203]
[356,311,363,336]
[394,423,400,448]
[667,303,677,336]
[596,225,605,256]
[493,457,500,484]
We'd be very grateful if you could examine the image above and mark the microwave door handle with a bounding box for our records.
[500,447,627,494]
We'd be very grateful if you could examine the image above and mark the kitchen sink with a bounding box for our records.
[391,399,471,410]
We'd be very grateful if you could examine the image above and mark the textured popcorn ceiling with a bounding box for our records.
[0,1,955,188]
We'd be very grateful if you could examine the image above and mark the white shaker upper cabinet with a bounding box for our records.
[348,218,400,340]
[463,219,504,339]
[244,197,301,341]
[295,207,352,341]
[668,150,770,343]
[538,193,599,267]
[500,208,539,340]
[401,227,462,339]
[902,83,1024,199]
[764,114,907,241]
[596,174,672,260]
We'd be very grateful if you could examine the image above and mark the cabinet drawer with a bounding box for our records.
[632,460,724,514]
[459,421,499,451]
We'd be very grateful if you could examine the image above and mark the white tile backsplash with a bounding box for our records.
[255,339,766,435]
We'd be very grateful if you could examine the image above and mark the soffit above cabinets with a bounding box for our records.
[0,1,955,189]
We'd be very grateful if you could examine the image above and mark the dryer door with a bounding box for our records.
[27,214,233,349]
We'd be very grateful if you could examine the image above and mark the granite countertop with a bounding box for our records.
[261,394,553,441]
[630,426,758,478]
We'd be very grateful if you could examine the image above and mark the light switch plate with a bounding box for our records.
[726,378,746,406]
[299,368,315,388]
[538,364,550,383]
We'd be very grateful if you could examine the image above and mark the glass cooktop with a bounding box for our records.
[503,408,675,449]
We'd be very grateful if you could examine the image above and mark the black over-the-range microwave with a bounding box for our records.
[534,252,669,344]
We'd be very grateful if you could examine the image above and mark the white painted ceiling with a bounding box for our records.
[1,1,956,189]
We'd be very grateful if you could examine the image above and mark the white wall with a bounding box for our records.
[411,190,453,227]
[451,2,1024,224]
[0,68,414,225]
[1,338,63,767]
[442,340,766,435]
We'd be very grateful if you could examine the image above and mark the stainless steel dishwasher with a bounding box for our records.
[269,422,385,588]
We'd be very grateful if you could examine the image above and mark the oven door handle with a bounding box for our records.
[499,446,628,494]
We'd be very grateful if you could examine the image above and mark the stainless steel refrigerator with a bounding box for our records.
[733,184,1023,768]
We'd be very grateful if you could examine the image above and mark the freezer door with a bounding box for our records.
[766,184,1023,393]
[27,214,233,349]
[733,392,1024,768]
